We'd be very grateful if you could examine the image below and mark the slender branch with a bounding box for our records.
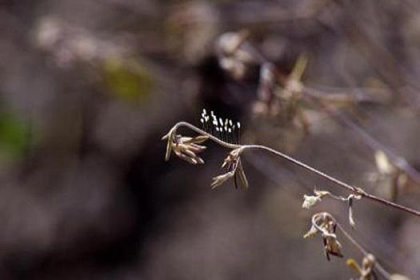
[242,144,420,217]
[336,223,368,255]
[243,144,359,194]
[337,223,392,280]
[165,121,420,217]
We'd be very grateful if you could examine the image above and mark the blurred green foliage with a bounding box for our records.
[103,58,154,104]
[0,111,30,161]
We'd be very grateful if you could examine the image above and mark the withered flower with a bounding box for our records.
[162,129,208,164]
[302,189,360,228]
[323,234,343,261]
[211,148,248,189]
[304,212,343,261]
[302,194,322,209]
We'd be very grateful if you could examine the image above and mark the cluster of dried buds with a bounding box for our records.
[302,189,361,227]
[211,148,248,189]
[347,254,377,280]
[163,129,208,165]
[163,128,248,189]
[304,212,343,261]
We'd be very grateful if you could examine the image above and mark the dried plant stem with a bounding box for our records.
[337,223,392,280]
[243,144,420,217]
[166,121,420,217]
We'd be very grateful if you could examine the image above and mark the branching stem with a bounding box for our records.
[165,121,420,217]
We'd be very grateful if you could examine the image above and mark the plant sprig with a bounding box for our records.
[162,121,420,218]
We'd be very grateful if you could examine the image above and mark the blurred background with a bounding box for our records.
[0,0,419,279]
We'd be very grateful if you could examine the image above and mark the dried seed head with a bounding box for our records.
[304,212,343,261]
[324,236,343,260]
[211,171,235,189]
[162,128,177,161]
[211,148,248,190]
[162,129,208,165]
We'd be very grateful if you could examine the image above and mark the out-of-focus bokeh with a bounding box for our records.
[0,0,419,279]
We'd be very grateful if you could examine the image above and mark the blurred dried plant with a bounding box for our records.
[215,30,256,80]
[162,118,418,279]
[368,150,409,201]
[347,254,377,280]
[161,25,420,279]
[211,148,248,190]
[163,128,208,164]
[302,189,360,227]
[304,212,343,260]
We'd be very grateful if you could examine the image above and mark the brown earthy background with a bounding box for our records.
[0,0,419,279]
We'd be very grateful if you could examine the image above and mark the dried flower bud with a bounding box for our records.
[162,129,176,161]
[324,235,343,260]
[348,196,356,228]
[211,171,235,189]
[235,159,249,189]
[162,130,208,164]
[302,189,330,209]
[211,148,248,189]
[302,195,322,209]
[302,189,360,228]
[305,212,343,261]
[303,225,318,239]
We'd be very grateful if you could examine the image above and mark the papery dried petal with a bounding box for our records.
[303,225,318,239]
[180,145,199,158]
[165,139,172,161]
[348,197,356,228]
[189,143,207,153]
[175,150,198,165]
[325,237,343,259]
[184,135,209,144]
[164,131,176,161]
[236,160,248,189]
[211,171,235,189]
[302,195,322,209]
